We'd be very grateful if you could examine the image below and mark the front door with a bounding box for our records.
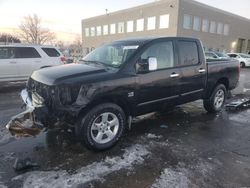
[135,40,181,114]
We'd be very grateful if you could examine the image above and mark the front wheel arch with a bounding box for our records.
[75,102,126,151]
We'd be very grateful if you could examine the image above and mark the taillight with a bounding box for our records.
[60,56,67,64]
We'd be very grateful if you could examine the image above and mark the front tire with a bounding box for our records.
[76,103,126,151]
[203,84,227,113]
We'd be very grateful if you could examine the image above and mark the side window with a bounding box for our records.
[42,48,60,57]
[139,41,174,71]
[15,47,41,58]
[178,41,199,66]
[229,54,237,58]
[0,47,15,59]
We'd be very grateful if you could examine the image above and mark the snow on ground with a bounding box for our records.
[12,144,150,188]
[151,161,214,188]
[0,128,12,145]
[151,168,190,188]
[146,133,162,139]
[0,174,7,188]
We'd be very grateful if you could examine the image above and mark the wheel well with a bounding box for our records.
[216,77,229,90]
[40,66,51,69]
[78,95,132,119]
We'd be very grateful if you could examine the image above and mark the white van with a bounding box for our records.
[0,44,65,82]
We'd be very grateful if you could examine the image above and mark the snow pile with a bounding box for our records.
[151,161,214,188]
[151,168,190,188]
[13,144,150,188]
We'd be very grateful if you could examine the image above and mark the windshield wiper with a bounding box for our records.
[82,60,118,69]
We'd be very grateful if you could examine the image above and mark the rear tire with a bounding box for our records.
[76,103,126,151]
[240,62,245,68]
[203,84,227,113]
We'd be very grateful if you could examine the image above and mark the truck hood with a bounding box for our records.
[31,63,109,85]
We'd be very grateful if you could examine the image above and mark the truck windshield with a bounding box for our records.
[82,42,139,68]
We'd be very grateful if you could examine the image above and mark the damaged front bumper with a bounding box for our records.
[6,89,44,137]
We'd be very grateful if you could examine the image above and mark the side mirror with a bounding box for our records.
[148,57,157,71]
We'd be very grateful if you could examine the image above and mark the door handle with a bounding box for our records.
[198,68,206,73]
[9,61,17,64]
[170,73,180,78]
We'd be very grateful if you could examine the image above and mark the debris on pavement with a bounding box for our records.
[5,109,43,137]
[226,98,250,111]
[146,133,162,139]
[160,124,168,129]
[13,158,39,171]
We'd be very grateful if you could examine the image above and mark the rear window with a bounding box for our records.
[42,48,60,57]
[178,41,199,66]
[15,47,41,58]
[0,47,15,59]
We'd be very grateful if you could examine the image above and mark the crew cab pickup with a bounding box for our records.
[6,37,240,151]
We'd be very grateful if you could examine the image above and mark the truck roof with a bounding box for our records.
[116,36,199,44]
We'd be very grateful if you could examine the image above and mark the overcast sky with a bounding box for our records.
[0,0,249,41]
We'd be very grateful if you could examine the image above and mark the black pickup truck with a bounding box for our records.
[7,37,240,150]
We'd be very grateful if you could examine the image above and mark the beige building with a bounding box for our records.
[81,0,250,55]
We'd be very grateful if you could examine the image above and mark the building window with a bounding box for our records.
[90,27,95,37]
[202,19,209,32]
[110,24,116,34]
[193,16,201,31]
[217,23,223,34]
[159,14,169,29]
[127,20,134,33]
[223,24,229,35]
[210,21,216,34]
[103,25,108,35]
[183,14,192,29]
[85,28,89,37]
[147,16,156,30]
[96,26,101,36]
[136,19,144,32]
[118,22,125,33]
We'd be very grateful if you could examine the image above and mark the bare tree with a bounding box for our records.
[19,14,56,44]
[0,33,21,43]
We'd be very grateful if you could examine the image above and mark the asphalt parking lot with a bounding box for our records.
[0,69,250,188]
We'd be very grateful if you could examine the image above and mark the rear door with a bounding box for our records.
[136,39,181,114]
[0,47,19,81]
[177,40,206,102]
[41,47,62,66]
[15,47,42,79]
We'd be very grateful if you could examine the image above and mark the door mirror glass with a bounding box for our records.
[148,57,157,71]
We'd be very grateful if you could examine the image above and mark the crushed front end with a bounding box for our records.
[6,78,82,137]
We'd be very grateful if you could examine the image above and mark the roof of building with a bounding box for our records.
[82,0,250,23]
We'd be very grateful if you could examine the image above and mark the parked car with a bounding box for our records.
[0,44,65,82]
[227,53,250,68]
[7,37,240,151]
[205,51,229,60]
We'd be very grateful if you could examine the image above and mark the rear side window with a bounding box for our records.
[178,41,199,66]
[0,47,15,59]
[228,54,237,58]
[42,48,60,57]
[15,47,41,58]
